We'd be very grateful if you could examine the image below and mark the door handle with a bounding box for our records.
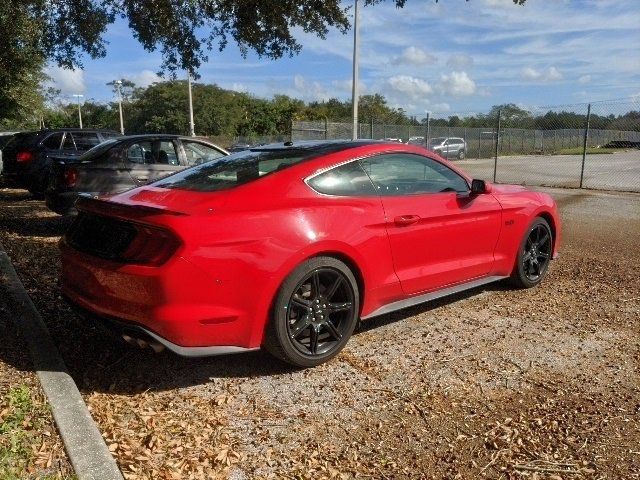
[394,215,420,226]
[136,176,148,182]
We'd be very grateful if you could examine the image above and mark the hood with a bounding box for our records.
[490,184,528,194]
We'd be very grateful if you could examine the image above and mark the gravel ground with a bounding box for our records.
[0,186,638,479]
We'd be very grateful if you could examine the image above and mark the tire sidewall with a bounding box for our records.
[513,217,552,288]
[268,256,360,368]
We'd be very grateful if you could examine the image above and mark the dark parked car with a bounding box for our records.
[0,132,20,177]
[1,129,120,196]
[46,134,228,215]
[427,137,467,160]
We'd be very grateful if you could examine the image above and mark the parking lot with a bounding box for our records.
[0,185,638,479]
[459,151,640,192]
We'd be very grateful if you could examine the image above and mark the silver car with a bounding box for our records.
[45,134,228,215]
[427,137,467,160]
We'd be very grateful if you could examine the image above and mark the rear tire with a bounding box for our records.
[263,256,359,368]
[510,217,553,288]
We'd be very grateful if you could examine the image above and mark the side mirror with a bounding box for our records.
[471,179,492,194]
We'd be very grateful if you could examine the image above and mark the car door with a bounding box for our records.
[125,139,182,187]
[359,152,502,295]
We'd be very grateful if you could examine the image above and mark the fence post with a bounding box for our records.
[579,103,592,189]
[477,128,481,160]
[370,119,374,139]
[541,130,544,154]
[493,109,501,182]
[425,112,431,147]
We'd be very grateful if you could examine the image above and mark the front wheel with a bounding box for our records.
[457,149,465,160]
[510,217,553,288]
[264,256,359,368]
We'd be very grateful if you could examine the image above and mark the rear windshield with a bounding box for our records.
[79,138,120,161]
[154,148,316,191]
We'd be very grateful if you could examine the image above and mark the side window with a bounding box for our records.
[182,141,225,166]
[307,161,376,196]
[157,141,179,165]
[42,133,63,150]
[359,153,469,195]
[74,132,101,151]
[62,133,76,151]
[127,142,152,164]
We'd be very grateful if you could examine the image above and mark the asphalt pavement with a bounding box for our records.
[457,151,640,192]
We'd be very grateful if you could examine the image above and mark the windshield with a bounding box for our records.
[153,148,316,191]
[428,137,446,146]
[78,138,120,161]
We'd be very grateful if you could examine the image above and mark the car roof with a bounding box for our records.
[248,139,383,155]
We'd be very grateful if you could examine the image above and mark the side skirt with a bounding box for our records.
[361,275,506,320]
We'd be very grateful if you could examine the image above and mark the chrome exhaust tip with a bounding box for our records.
[121,333,165,353]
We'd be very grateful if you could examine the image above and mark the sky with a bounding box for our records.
[45,0,640,118]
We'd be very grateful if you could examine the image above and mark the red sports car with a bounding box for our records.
[60,141,560,367]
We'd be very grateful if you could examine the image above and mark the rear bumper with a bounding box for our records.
[45,191,78,215]
[1,172,27,188]
[60,241,259,350]
[65,295,257,357]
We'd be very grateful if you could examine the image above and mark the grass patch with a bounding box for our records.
[556,147,619,155]
[0,385,75,479]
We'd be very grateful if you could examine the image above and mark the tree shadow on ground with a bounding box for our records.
[0,189,74,238]
[61,282,510,396]
[1,275,510,396]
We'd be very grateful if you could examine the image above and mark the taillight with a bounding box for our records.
[63,167,79,187]
[120,225,181,266]
[16,151,34,163]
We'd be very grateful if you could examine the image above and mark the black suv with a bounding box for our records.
[1,129,120,196]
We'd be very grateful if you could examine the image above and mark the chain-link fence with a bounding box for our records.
[292,98,640,193]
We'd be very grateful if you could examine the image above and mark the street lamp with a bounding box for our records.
[72,94,84,129]
[351,0,360,140]
[115,80,125,135]
[187,72,195,137]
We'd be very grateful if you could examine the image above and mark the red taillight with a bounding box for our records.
[16,151,34,163]
[120,225,181,266]
[63,167,79,187]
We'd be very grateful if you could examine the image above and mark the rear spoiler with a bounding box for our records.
[75,194,186,219]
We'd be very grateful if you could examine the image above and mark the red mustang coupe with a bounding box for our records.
[60,141,560,367]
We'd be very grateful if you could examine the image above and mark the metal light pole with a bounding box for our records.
[115,80,125,135]
[351,0,360,140]
[188,72,195,137]
[72,94,83,129]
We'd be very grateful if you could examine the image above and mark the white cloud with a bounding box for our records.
[230,82,248,92]
[45,66,85,95]
[387,75,433,99]
[392,46,437,66]
[446,54,474,69]
[129,70,162,88]
[521,66,564,82]
[578,75,591,84]
[293,74,331,101]
[438,71,476,96]
[430,102,451,113]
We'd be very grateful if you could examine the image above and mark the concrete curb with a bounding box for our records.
[0,247,123,480]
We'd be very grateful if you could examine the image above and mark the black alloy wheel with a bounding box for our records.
[511,217,553,288]
[264,257,359,367]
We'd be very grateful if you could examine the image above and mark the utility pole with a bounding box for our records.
[72,94,83,129]
[351,0,360,140]
[115,80,125,135]
[188,72,196,137]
